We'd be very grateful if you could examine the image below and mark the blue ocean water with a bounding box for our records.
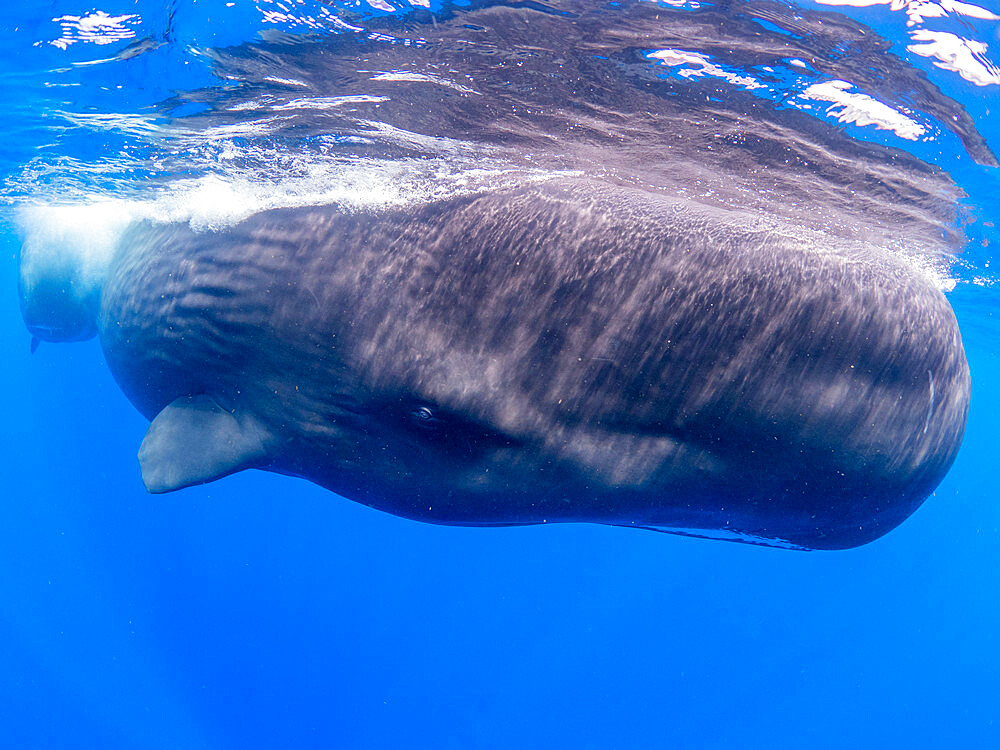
[1,1,998,748]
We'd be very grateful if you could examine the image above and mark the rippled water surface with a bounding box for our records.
[1,1,998,747]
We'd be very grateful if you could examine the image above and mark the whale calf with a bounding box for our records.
[22,177,970,549]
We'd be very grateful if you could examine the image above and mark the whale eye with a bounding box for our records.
[408,405,439,429]
[395,399,522,458]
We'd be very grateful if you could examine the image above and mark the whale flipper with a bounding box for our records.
[139,395,270,493]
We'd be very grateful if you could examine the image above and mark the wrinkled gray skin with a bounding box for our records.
[28,178,970,549]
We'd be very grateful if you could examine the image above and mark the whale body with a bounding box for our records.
[23,178,970,549]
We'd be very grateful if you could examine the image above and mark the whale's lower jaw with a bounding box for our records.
[286,449,949,551]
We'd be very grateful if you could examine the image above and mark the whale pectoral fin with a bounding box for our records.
[139,395,270,493]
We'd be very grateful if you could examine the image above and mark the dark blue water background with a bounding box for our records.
[1,1,998,747]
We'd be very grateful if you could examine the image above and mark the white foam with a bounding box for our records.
[18,153,574,236]
[19,201,134,266]
[17,201,138,324]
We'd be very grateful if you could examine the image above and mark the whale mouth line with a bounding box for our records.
[25,323,96,343]
[607,523,815,551]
